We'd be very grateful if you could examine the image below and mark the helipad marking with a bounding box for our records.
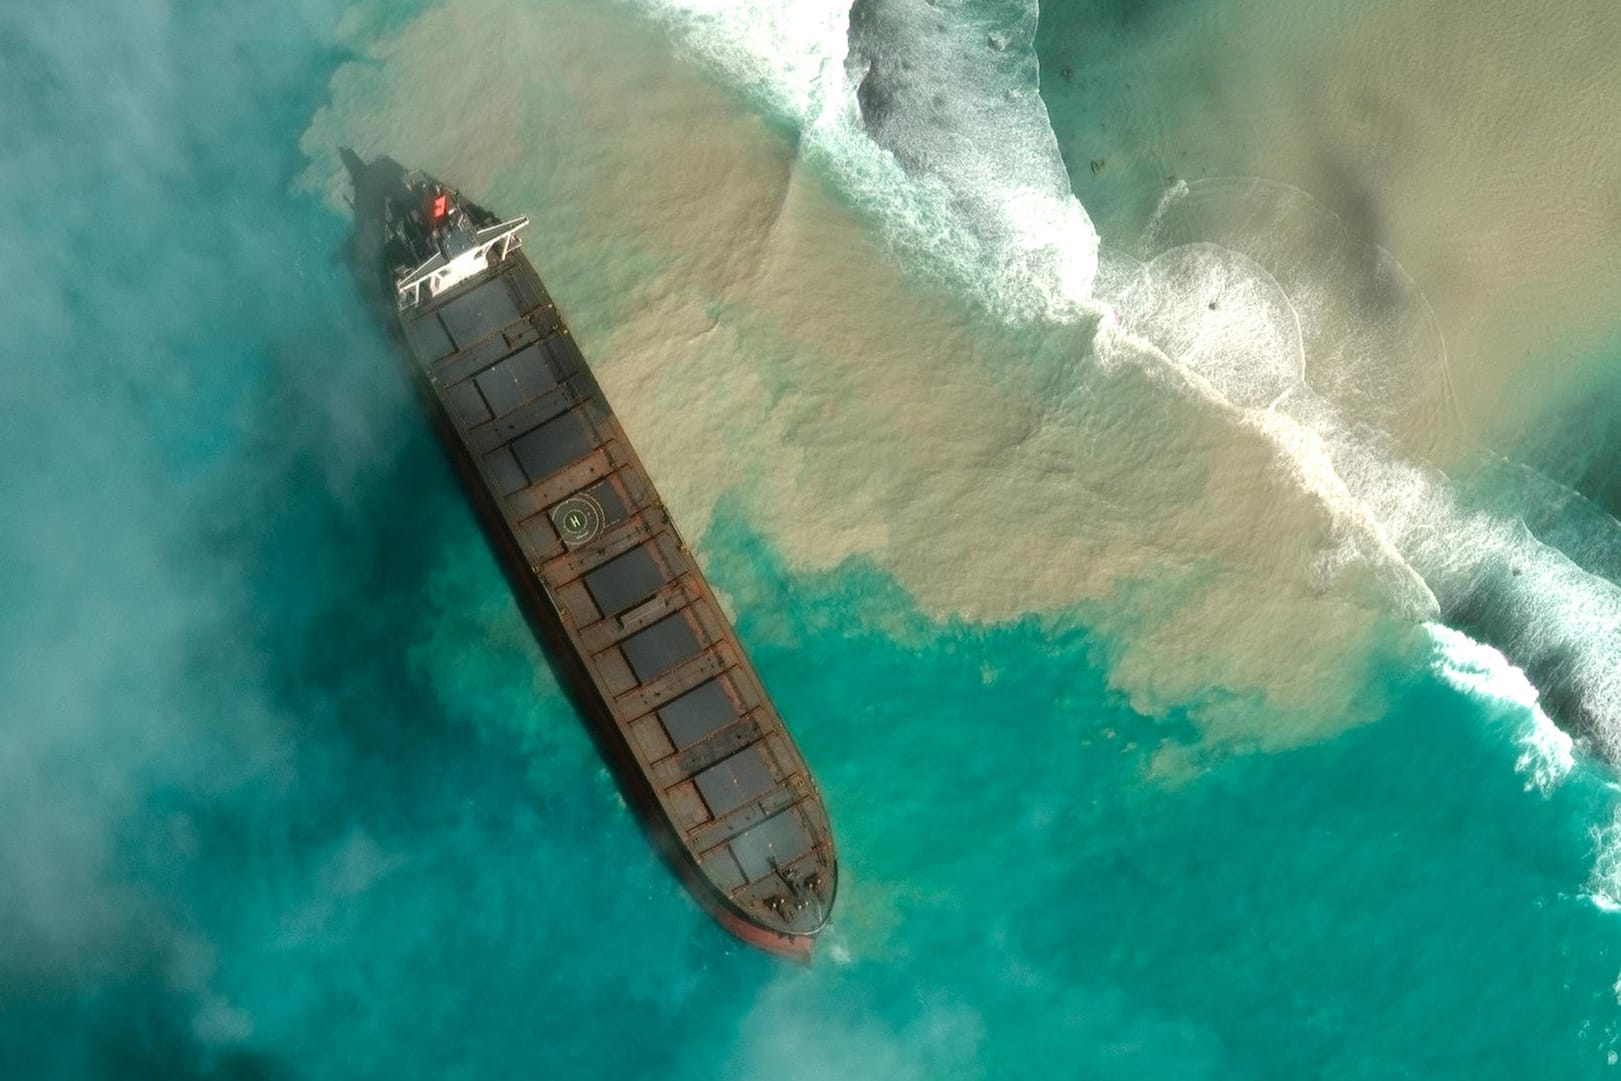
[552,492,605,546]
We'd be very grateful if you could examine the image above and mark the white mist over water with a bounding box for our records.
[14,0,1621,1073]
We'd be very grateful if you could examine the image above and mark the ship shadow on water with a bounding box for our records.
[336,149,410,297]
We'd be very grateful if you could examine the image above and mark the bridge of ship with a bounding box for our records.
[400,259,831,933]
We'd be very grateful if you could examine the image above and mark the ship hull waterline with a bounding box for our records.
[341,153,837,961]
[414,385,818,963]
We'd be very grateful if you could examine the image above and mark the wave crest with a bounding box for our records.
[621,0,1100,319]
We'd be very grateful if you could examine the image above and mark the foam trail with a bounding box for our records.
[1389,476,1621,761]
[618,0,1099,319]
[598,8,1621,764]
[1104,179,1621,764]
[306,0,1621,762]
[1463,454,1621,585]
[843,0,1099,317]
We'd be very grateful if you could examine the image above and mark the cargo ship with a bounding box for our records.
[341,153,837,960]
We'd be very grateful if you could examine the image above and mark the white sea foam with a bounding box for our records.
[618,0,1100,319]
[305,0,1621,764]
[606,0,849,122]
[1427,623,1573,792]
[1104,179,1621,764]
[1586,804,1621,912]
[303,0,1424,749]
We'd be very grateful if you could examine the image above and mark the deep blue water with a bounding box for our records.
[7,2,1621,1079]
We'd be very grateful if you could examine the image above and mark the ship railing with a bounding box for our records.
[395,215,530,309]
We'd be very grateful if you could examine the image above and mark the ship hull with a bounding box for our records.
[413,379,818,962]
[343,155,836,958]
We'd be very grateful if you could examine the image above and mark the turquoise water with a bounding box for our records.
[8,1,1621,1078]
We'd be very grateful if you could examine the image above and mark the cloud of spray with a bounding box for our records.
[0,0,329,1010]
[687,958,1235,1081]
[3,3,841,1077]
[0,1,632,1075]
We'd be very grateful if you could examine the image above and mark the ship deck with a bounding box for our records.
[395,251,836,950]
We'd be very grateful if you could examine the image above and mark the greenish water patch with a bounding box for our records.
[1499,329,1621,522]
[1035,0,1213,240]
[696,505,1621,1080]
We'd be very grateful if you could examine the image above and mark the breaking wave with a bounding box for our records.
[1105,179,1621,763]
[1428,624,1573,793]
[623,2,1621,765]
[618,0,1099,320]
[1588,807,1621,912]
[305,0,1621,767]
